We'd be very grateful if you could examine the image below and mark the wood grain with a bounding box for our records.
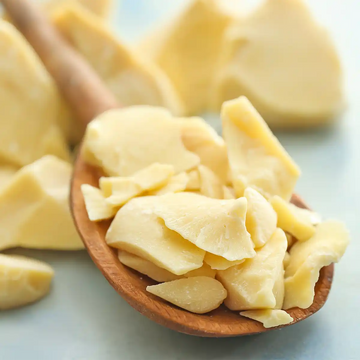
[71,156,334,337]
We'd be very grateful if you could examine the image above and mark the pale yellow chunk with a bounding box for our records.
[154,192,255,261]
[118,251,180,282]
[284,220,349,309]
[147,276,227,314]
[217,228,287,310]
[99,177,138,198]
[83,107,199,176]
[286,233,295,248]
[132,163,174,191]
[198,165,223,199]
[53,3,183,140]
[0,21,69,166]
[99,163,174,203]
[222,186,236,200]
[222,97,300,200]
[105,179,142,207]
[106,196,205,275]
[119,250,215,282]
[0,165,18,191]
[240,310,293,329]
[0,156,83,251]
[186,169,201,190]
[185,263,216,278]
[284,252,291,269]
[0,254,54,310]
[139,0,231,114]
[271,195,320,241]
[150,172,189,196]
[178,117,229,183]
[214,0,343,128]
[204,253,244,270]
[81,184,117,221]
[273,263,285,309]
[245,187,277,248]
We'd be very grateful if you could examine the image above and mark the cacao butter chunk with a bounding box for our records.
[100,163,175,206]
[178,117,229,184]
[132,163,175,191]
[100,178,142,205]
[0,254,54,310]
[147,276,227,314]
[82,107,199,176]
[245,187,277,248]
[119,251,215,282]
[222,96,300,200]
[204,253,244,271]
[198,165,223,199]
[154,192,255,261]
[214,0,344,128]
[186,169,201,191]
[273,263,285,309]
[106,196,205,275]
[270,195,321,241]
[53,4,183,125]
[149,172,189,196]
[283,252,291,269]
[105,180,141,207]
[284,220,349,309]
[222,186,236,200]
[240,310,293,329]
[0,21,70,166]
[0,156,83,251]
[81,184,117,221]
[0,165,18,191]
[139,0,232,115]
[118,251,181,282]
[185,263,216,279]
[217,229,287,311]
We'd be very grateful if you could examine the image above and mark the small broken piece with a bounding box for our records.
[240,310,293,329]
[271,195,321,241]
[81,184,117,221]
[178,116,229,184]
[146,276,227,314]
[284,220,349,309]
[204,253,244,271]
[118,251,215,282]
[118,251,181,282]
[245,187,277,248]
[222,96,300,200]
[149,172,189,196]
[198,165,223,199]
[0,254,54,310]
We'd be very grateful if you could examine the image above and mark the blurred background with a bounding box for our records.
[0,0,359,359]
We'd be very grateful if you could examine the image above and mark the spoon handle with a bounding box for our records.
[1,0,118,127]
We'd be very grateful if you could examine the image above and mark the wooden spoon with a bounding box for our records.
[2,0,334,337]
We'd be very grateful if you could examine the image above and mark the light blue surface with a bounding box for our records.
[1,1,360,359]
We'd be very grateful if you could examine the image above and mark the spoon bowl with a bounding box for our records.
[71,153,334,337]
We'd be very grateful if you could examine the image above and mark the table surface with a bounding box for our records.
[1,1,359,359]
